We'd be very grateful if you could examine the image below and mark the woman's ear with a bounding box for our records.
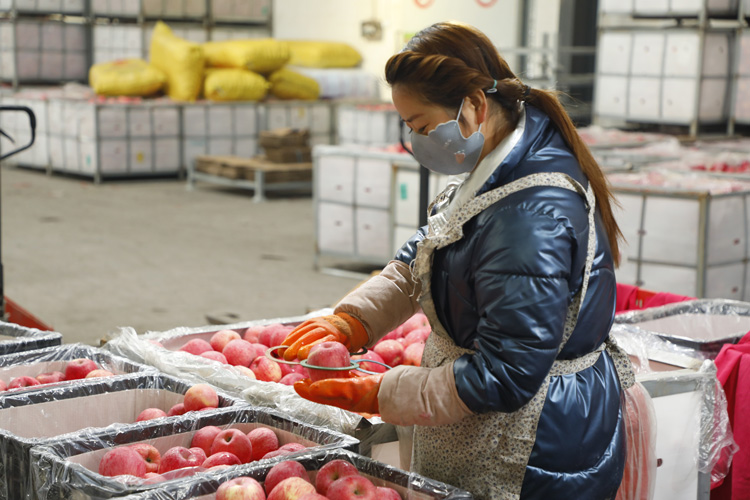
[468,89,488,125]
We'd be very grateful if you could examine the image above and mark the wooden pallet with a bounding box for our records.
[194,155,312,182]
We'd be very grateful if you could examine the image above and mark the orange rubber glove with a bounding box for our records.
[281,312,368,361]
[293,373,383,414]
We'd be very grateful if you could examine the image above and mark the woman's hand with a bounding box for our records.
[280,313,368,361]
[293,373,383,414]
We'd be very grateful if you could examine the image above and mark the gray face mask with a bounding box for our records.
[409,100,485,175]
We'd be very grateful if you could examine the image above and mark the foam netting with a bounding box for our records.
[0,320,62,355]
[102,311,399,453]
[115,447,473,500]
[0,372,241,500]
[29,405,359,499]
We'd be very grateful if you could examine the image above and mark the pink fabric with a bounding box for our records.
[641,292,694,309]
[615,283,694,314]
[712,334,750,500]
[616,283,639,313]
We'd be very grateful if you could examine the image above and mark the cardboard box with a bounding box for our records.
[265,146,312,163]
[0,321,61,356]
[259,128,310,149]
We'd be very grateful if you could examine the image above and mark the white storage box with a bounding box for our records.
[0,90,50,170]
[261,100,332,146]
[0,19,89,84]
[0,0,85,13]
[291,67,380,100]
[142,21,208,46]
[335,102,402,147]
[603,0,737,15]
[92,24,144,65]
[209,25,272,41]
[90,0,141,17]
[209,0,271,23]
[733,30,750,124]
[142,0,207,19]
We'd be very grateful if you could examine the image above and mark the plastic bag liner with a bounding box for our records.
[0,343,157,395]
[102,310,398,453]
[0,320,62,356]
[615,382,658,500]
[614,299,750,357]
[29,406,359,500]
[113,448,472,500]
[610,323,708,373]
[0,372,241,500]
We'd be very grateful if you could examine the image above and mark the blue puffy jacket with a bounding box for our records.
[395,105,626,499]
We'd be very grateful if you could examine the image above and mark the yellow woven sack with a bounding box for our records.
[204,68,269,101]
[89,59,166,96]
[202,39,290,74]
[268,68,320,100]
[149,21,204,102]
[286,40,362,68]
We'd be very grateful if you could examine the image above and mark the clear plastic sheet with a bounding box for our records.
[616,382,657,500]
[0,342,157,394]
[0,372,241,500]
[114,448,473,500]
[614,299,750,358]
[610,323,708,373]
[0,320,62,356]
[29,406,359,500]
[697,360,738,485]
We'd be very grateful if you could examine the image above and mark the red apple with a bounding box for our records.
[299,494,328,500]
[376,486,402,500]
[210,329,241,352]
[191,425,223,455]
[400,313,429,334]
[211,428,253,463]
[143,472,165,484]
[258,323,288,347]
[200,351,228,364]
[203,451,241,469]
[99,446,148,478]
[8,376,41,390]
[306,342,351,382]
[279,443,306,453]
[179,338,213,356]
[250,356,282,383]
[35,371,66,385]
[136,408,167,422]
[262,449,294,460]
[247,427,279,461]
[279,373,306,386]
[315,459,360,495]
[129,443,161,474]
[268,477,316,500]
[264,460,310,495]
[351,351,387,373]
[326,475,377,500]
[85,369,114,378]
[403,342,425,366]
[167,403,187,416]
[158,446,204,474]
[217,476,265,500]
[234,365,257,380]
[272,327,293,349]
[183,383,219,412]
[373,340,404,367]
[243,325,264,343]
[402,327,430,346]
[64,358,98,380]
[223,339,257,367]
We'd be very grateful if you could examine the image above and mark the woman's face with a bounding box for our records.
[392,84,478,138]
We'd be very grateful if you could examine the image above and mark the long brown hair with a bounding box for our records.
[385,22,622,265]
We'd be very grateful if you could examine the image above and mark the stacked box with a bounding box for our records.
[261,100,333,147]
[209,0,271,23]
[595,28,733,126]
[0,373,240,500]
[181,102,260,171]
[259,128,311,163]
[116,448,474,500]
[600,0,738,16]
[30,406,359,499]
[0,18,89,84]
[209,25,272,41]
[290,67,380,100]
[734,30,750,124]
[142,0,207,19]
[336,102,403,147]
[92,24,144,65]
[90,0,141,18]
[0,0,85,14]
[0,89,50,170]
[0,320,61,356]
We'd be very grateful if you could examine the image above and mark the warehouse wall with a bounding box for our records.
[272,0,524,99]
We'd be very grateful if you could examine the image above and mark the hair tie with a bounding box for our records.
[523,84,531,98]
[486,79,498,94]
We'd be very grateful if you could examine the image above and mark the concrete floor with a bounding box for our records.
[1,166,371,345]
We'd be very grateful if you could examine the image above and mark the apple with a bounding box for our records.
[143,472,165,484]
[258,323,289,347]
[35,371,66,385]
[234,365,257,380]
[402,327,430,346]
[243,325,264,343]
[264,460,309,495]
[191,425,223,455]
[210,329,241,352]
[129,443,161,474]
[262,449,294,460]
[202,451,241,469]
[373,340,404,367]
[99,446,148,478]
[248,343,269,363]
[376,486,402,500]
[326,475,377,500]
[158,446,204,474]
[200,351,228,364]
[85,369,114,378]
[64,358,98,380]
[247,427,279,461]
[299,494,328,500]
[351,351,387,373]
[217,476,265,500]
[223,339,258,367]
[279,443,306,453]
[279,373,306,386]
[400,313,429,334]
[272,327,293,349]
[0,380,6,391]
[211,428,253,463]
[183,383,219,412]
[136,408,167,422]
[250,356,282,383]
[315,459,360,496]
[306,342,351,382]
[179,338,214,356]
[167,403,187,416]
[189,447,207,464]
[268,477,316,500]
[403,342,425,366]
[8,376,41,389]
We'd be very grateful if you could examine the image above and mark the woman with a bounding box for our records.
[281,22,635,500]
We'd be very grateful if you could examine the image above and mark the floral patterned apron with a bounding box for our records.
[409,172,635,500]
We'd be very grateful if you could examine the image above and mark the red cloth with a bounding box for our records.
[615,283,693,314]
[640,291,694,309]
[711,334,750,499]
[616,284,639,313]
